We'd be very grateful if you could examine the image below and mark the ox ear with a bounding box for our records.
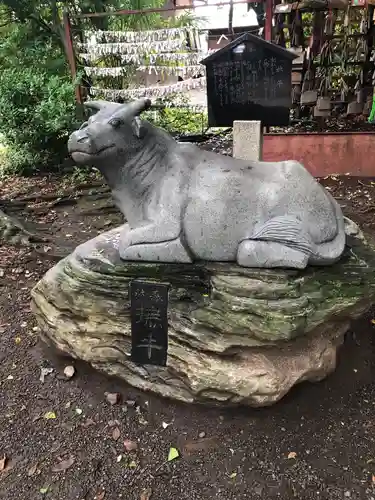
[131,116,147,139]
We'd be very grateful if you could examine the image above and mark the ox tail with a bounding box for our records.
[251,193,346,266]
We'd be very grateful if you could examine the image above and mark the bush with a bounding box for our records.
[0,25,78,175]
[143,94,207,135]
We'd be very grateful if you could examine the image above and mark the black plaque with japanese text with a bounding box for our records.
[201,33,297,127]
[130,280,170,367]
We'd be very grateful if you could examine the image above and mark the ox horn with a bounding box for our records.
[122,98,152,117]
[84,100,107,112]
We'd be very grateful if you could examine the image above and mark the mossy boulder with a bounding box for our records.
[31,223,375,406]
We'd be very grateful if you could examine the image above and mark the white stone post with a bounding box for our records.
[233,121,263,161]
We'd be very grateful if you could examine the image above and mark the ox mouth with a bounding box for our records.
[69,144,116,163]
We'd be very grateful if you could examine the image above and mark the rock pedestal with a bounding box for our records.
[31,225,375,407]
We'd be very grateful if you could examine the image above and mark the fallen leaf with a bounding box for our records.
[124,439,138,452]
[63,365,75,379]
[287,452,297,459]
[371,319,375,325]
[128,460,137,468]
[75,408,83,416]
[52,456,75,472]
[229,472,237,478]
[27,463,39,477]
[140,487,152,500]
[162,422,172,429]
[105,392,120,405]
[40,486,49,494]
[43,411,57,420]
[40,367,53,383]
[372,474,375,484]
[167,447,179,462]
[15,337,21,344]
[95,491,106,500]
[116,455,123,463]
[112,427,121,441]
[0,456,6,471]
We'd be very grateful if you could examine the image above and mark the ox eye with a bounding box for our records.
[109,118,123,128]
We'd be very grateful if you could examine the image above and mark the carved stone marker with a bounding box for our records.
[233,120,263,161]
[201,33,297,127]
[130,280,169,367]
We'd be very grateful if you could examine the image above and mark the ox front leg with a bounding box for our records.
[121,219,180,248]
[119,221,192,263]
[119,174,192,262]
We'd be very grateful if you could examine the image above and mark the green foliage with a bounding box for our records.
[0,0,206,176]
[146,107,206,135]
[0,24,78,175]
[144,95,207,135]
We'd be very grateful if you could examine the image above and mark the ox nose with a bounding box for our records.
[67,130,93,153]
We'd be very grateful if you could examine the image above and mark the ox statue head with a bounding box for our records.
[67,98,152,165]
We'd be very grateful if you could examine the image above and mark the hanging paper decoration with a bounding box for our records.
[77,39,187,56]
[90,77,207,100]
[136,65,205,77]
[80,27,209,101]
[84,66,127,77]
[80,50,205,67]
[84,65,204,79]
[83,28,203,45]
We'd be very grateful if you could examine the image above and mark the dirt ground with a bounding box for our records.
[1,168,375,500]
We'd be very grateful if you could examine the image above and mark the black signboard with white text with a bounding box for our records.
[130,280,169,367]
[201,33,297,127]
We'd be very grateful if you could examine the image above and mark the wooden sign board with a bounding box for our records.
[201,33,297,127]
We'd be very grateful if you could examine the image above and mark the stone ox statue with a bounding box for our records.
[68,98,346,269]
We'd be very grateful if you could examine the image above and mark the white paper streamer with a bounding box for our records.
[84,28,199,44]
[137,65,205,77]
[84,65,205,78]
[90,77,207,99]
[78,39,187,56]
[84,66,128,77]
[80,50,205,67]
